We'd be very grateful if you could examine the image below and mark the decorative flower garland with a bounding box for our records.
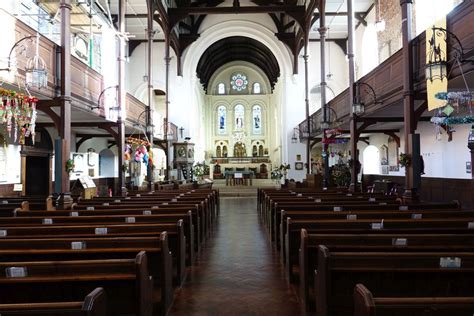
[0,88,38,145]
[123,137,154,169]
[431,115,474,125]
[126,136,151,147]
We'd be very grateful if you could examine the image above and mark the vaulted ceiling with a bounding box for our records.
[196,36,280,91]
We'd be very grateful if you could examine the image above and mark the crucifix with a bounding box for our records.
[179,127,184,139]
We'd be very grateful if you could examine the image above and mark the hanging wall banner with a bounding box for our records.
[427,18,448,111]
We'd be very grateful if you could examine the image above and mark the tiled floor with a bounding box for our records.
[168,197,305,316]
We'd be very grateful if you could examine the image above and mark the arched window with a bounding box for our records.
[253,82,261,94]
[252,105,262,134]
[217,83,225,94]
[217,105,227,134]
[231,73,248,92]
[234,104,245,130]
[363,145,380,175]
[99,149,116,178]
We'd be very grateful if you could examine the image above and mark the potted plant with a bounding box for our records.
[399,153,411,168]
[65,159,75,173]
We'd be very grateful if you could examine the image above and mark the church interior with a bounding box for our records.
[0,0,473,315]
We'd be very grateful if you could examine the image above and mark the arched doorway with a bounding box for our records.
[99,149,116,178]
[363,145,381,175]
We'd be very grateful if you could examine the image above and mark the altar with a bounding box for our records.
[224,170,255,186]
[209,158,271,181]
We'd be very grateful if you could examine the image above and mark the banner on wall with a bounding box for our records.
[426,18,448,111]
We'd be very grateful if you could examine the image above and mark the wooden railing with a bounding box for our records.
[1,9,150,126]
[125,93,147,125]
[299,0,474,136]
[0,9,56,99]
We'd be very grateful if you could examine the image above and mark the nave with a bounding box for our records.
[169,197,303,316]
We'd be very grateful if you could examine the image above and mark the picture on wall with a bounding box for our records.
[72,153,85,173]
[295,162,304,170]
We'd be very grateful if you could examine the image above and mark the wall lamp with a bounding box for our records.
[0,33,48,89]
[92,85,119,110]
[353,82,381,115]
[291,127,300,143]
[320,106,341,130]
[426,26,474,82]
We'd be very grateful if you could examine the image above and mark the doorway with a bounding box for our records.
[25,156,50,196]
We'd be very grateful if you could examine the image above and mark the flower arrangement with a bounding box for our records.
[279,164,290,171]
[399,153,411,167]
[271,168,283,180]
[330,164,351,188]
[65,159,75,173]
[193,162,206,180]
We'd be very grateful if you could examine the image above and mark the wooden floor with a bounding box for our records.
[168,197,305,316]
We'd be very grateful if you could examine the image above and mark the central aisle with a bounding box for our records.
[169,197,304,316]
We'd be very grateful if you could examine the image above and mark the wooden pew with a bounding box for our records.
[268,199,399,241]
[276,206,467,250]
[270,201,459,243]
[285,217,474,282]
[0,252,158,316]
[353,283,474,316]
[0,197,55,212]
[0,287,107,316]
[71,202,207,245]
[299,230,474,310]
[0,223,183,285]
[315,246,474,316]
[13,210,196,264]
[0,232,179,287]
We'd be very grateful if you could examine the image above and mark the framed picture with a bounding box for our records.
[72,153,85,173]
[295,162,304,170]
[296,154,302,161]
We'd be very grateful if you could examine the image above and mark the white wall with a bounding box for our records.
[365,122,471,179]
[0,144,21,184]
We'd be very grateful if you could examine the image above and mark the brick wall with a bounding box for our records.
[377,0,402,63]
[377,0,464,63]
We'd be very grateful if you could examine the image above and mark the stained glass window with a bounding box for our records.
[217,105,226,134]
[231,73,248,92]
[217,83,225,94]
[253,82,261,94]
[252,105,262,134]
[234,104,245,130]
